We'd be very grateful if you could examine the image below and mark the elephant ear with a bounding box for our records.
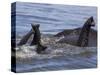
[31,24,40,28]
[89,16,95,26]
[84,16,95,27]
[31,24,36,32]
[36,24,40,28]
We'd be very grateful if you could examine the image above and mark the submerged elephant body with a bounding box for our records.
[18,24,47,54]
[55,17,97,47]
[57,28,97,47]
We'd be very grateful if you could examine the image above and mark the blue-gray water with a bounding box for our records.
[12,2,97,72]
[15,2,97,35]
[16,55,97,72]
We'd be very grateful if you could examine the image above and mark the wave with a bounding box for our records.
[16,14,60,22]
[14,36,97,63]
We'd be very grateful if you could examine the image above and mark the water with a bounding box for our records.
[16,55,97,72]
[13,2,97,35]
[11,2,97,72]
